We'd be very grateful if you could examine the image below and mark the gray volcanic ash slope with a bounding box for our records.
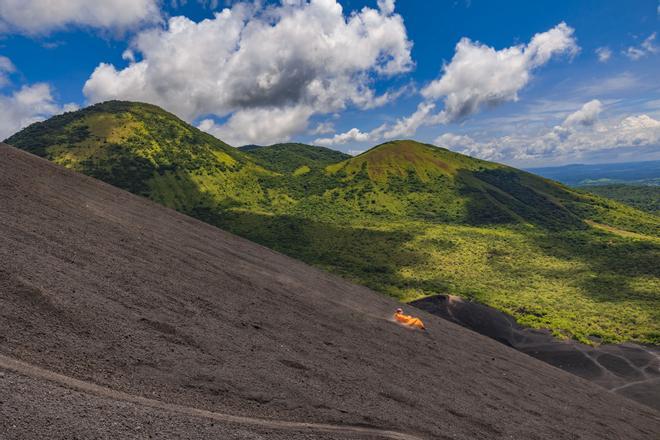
[411,295,660,411]
[0,143,658,439]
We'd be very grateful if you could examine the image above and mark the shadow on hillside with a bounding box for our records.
[455,169,586,230]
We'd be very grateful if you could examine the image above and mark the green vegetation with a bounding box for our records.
[239,143,350,173]
[579,184,660,215]
[6,101,659,345]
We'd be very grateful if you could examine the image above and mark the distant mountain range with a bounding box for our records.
[528,161,660,214]
[5,100,659,345]
[528,161,660,186]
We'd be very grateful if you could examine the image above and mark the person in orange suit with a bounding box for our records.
[394,307,426,330]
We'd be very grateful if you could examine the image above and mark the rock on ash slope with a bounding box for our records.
[0,143,658,439]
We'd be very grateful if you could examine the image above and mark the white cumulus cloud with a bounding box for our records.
[314,101,447,146]
[435,132,502,161]
[624,32,658,60]
[563,99,603,127]
[0,0,161,34]
[315,127,372,147]
[434,101,660,165]
[197,106,313,146]
[316,23,579,147]
[84,0,413,145]
[377,0,396,15]
[422,22,579,122]
[595,47,611,62]
[309,121,335,135]
[0,55,15,87]
[0,83,77,140]
[381,102,441,139]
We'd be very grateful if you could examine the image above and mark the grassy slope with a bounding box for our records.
[579,184,660,215]
[7,104,659,344]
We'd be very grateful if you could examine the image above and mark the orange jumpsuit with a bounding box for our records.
[394,312,426,330]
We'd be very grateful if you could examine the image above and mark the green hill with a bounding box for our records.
[4,101,272,212]
[6,102,659,345]
[239,143,350,174]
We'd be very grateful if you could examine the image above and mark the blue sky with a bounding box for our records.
[0,0,658,166]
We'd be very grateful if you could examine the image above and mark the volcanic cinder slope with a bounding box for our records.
[1,143,658,440]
